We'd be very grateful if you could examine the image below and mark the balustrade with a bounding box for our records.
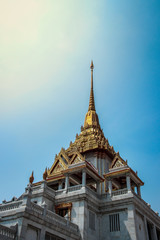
[111,188,128,196]
[0,224,16,239]
[30,202,44,215]
[46,210,79,232]
[56,189,64,196]
[85,185,98,198]
[45,186,55,197]
[68,185,82,192]
[0,200,23,212]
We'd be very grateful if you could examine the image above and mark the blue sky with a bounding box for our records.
[0,1,160,212]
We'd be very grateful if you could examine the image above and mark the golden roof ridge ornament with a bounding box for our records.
[88,60,95,111]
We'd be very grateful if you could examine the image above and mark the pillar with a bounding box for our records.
[65,174,69,190]
[102,181,106,194]
[153,225,158,240]
[137,185,141,197]
[40,227,46,240]
[41,201,47,216]
[41,180,47,190]
[108,180,112,195]
[97,158,101,175]
[58,180,63,190]
[82,169,86,187]
[22,185,32,206]
[144,217,149,240]
[97,181,101,194]
[126,175,131,191]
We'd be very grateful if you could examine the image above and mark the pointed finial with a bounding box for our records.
[29,171,34,184]
[43,167,48,180]
[90,60,94,70]
[88,60,95,111]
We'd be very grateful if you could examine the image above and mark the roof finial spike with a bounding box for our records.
[88,60,95,111]
[29,171,34,185]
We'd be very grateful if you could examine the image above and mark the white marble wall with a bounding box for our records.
[135,211,146,240]
[99,207,138,240]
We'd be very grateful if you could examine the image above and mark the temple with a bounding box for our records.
[0,62,160,240]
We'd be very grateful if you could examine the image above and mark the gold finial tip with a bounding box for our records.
[29,171,34,184]
[43,167,48,180]
[90,60,94,70]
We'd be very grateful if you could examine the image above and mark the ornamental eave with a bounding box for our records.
[104,167,144,186]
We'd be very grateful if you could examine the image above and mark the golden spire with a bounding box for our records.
[88,60,95,111]
[84,61,100,129]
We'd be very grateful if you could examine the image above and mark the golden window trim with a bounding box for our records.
[55,202,72,221]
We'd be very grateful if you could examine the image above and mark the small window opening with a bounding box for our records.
[109,213,120,232]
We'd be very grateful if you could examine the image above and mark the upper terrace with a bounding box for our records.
[0,178,159,223]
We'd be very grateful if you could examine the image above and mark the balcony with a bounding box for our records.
[0,224,17,239]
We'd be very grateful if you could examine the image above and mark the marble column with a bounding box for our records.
[108,180,112,195]
[58,180,63,190]
[65,174,69,190]
[144,216,149,240]
[82,169,86,187]
[22,185,32,206]
[41,180,47,190]
[126,175,131,191]
[40,227,46,240]
[102,180,106,194]
[153,225,158,240]
[97,181,101,194]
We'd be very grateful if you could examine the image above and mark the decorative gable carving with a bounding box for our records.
[111,153,127,169]
[114,159,124,168]
[48,150,69,176]
[54,161,64,173]
[70,151,85,165]
[71,156,83,165]
[59,148,70,164]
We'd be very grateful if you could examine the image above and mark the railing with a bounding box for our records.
[45,186,55,197]
[55,189,64,196]
[0,224,16,239]
[55,185,98,196]
[32,184,55,198]
[68,185,82,192]
[0,200,23,212]
[29,203,79,232]
[85,185,98,198]
[111,188,128,197]
[30,202,44,215]
[31,185,41,191]
[46,210,79,232]
[55,185,83,196]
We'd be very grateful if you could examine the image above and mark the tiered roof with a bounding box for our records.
[66,61,116,158]
[32,61,143,188]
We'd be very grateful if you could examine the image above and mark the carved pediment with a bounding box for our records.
[59,148,70,164]
[70,151,84,165]
[71,156,82,165]
[114,159,124,168]
[54,161,64,173]
[111,153,127,169]
[48,152,68,176]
